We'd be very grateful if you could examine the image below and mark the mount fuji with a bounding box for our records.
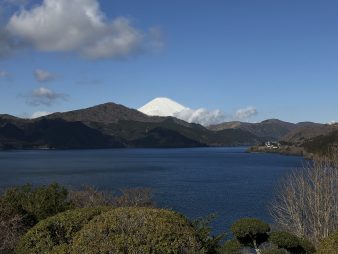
[138,97,226,126]
[138,97,187,117]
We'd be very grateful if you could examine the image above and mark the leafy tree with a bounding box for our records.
[192,214,226,253]
[231,218,270,254]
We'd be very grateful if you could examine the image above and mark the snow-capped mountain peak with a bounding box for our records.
[138,97,187,117]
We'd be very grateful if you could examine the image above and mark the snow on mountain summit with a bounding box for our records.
[138,97,187,117]
[138,97,233,126]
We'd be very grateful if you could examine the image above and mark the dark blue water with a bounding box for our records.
[0,147,304,234]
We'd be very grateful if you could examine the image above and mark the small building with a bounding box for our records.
[265,141,280,149]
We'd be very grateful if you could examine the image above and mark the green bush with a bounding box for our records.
[269,231,315,253]
[269,231,300,250]
[70,207,204,254]
[0,183,72,226]
[16,207,111,254]
[261,248,286,254]
[218,239,241,254]
[316,231,338,254]
[298,238,315,253]
[231,218,270,249]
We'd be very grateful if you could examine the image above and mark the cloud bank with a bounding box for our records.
[5,0,162,59]
[25,87,68,106]
[34,69,56,82]
[173,107,258,126]
[174,108,227,126]
[234,106,258,120]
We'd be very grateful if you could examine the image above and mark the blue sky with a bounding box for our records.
[0,0,337,123]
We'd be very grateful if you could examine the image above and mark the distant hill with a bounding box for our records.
[46,102,162,124]
[282,123,338,145]
[303,130,338,155]
[210,119,338,156]
[0,102,262,149]
[2,102,334,150]
[209,119,296,140]
[0,118,122,149]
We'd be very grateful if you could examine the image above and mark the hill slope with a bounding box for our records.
[0,102,263,149]
[46,102,161,124]
[209,119,296,140]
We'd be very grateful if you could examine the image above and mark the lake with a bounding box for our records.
[0,147,304,234]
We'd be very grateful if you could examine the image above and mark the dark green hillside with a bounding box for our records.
[93,118,261,147]
[0,118,123,149]
[209,119,296,140]
[303,130,338,155]
[131,127,205,148]
[282,123,338,145]
[45,102,162,124]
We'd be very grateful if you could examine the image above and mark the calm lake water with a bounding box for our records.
[0,147,304,234]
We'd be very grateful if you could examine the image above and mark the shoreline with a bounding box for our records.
[247,145,313,159]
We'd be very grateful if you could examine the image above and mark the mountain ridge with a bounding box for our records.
[0,102,262,149]
[1,102,337,150]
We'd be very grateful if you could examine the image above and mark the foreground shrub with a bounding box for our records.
[231,218,270,254]
[218,239,241,254]
[298,238,316,254]
[0,214,27,254]
[68,186,154,208]
[70,207,204,253]
[0,183,71,225]
[269,231,315,253]
[261,248,286,254]
[113,188,154,207]
[0,183,71,253]
[16,207,111,254]
[316,231,338,254]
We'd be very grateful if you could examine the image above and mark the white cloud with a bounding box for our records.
[25,87,67,106]
[328,120,337,125]
[174,106,258,125]
[31,111,51,118]
[6,0,159,59]
[34,69,56,82]
[234,106,258,120]
[174,108,228,126]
